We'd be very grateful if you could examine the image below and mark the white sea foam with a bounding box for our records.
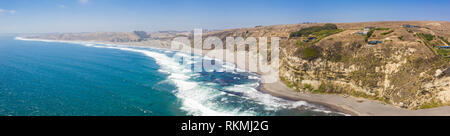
[88,45,254,116]
[223,82,344,114]
[248,75,260,80]
[224,83,309,111]
[15,37,101,46]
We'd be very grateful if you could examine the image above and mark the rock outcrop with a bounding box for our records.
[204,21,450,109]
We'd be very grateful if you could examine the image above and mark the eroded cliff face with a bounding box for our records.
[277,22,450,109]
[280,42,449,109]
[203,21,450,109]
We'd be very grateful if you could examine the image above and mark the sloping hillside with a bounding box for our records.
[26,32,143,42]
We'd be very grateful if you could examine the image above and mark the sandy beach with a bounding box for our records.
[262,81,450,116]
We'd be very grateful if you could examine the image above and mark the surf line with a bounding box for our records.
[181,120,216,134]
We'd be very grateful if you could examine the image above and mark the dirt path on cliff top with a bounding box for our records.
[262,81,450,116]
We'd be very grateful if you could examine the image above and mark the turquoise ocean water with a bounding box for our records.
[0,36,346,116]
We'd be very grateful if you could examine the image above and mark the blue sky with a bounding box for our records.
[0,0,449,33]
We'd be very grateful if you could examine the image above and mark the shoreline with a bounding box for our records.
[261,81,450,116]
[16,37,450,116]
[261,82,360,116]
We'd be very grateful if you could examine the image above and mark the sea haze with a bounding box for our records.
[0,36,346,116]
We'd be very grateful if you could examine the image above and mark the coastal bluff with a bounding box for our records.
[24,21,450,111]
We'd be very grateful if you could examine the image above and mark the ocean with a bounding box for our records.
[0,36,346,116]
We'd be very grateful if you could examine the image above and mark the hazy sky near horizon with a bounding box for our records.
[0,0,449,33]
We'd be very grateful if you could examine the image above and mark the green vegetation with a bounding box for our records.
[309,82,328,94]
[438,36,450,45]
[406,29,414,33]
[364,27,392,42]
[416,34,450,59]
[303,84,313,91]
[365,29,375,42]
[437,49,450,58]
[312,29,343,43]
[290,24,343,45]
[398,36,404,41]
[311,82,335,94]
[280,77,297,89]
[300,47,320,60]
[350,90,387,103]
[308,81,389,104]
[374,27,390,31]
[417,33,437,55]
[367,29,375,38]
[290,23,338,38]
[296,40,302,45]
[420,100,444,109]
[317,82,327,92]
[312,29,342,37]
[417,33,434,41]
[381,30,394,35]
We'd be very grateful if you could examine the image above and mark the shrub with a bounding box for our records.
[420,100,443,109]
[323,23,338,29]
[417,33,437,55]
[325,42,344,62]
[317,82,327,92]
[437,49,450,57]
[417,33,434,41]
[303,84,313,91]
[300,46,320,60]
[381,30,394,35]
[438,36,450,45]
[290,23,338,38]
[365,29,375,42]
[374,28,390,31]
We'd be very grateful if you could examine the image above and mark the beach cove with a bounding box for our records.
[0,36,346,116]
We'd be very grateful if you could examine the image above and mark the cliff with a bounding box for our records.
[204,21,450,109]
